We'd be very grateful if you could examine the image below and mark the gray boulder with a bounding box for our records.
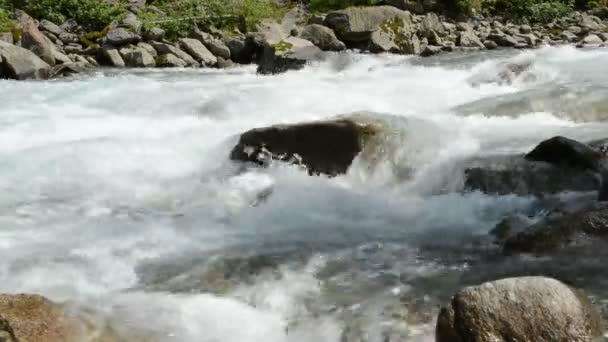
[21,20,56,66]
[58,32,78,45]
[436,277,602,342]
[157,53,187,67]
[420,44,441,56]
[50,61,93,78]
[561,30,577,42]
[143,27,165,41]
[230,117,381,176]
[257,36,322,74]
[150,41,198,66]
[39,20,64,36]
[121,12,142,33]
[324,6,411,44]
[582,34,603,45]
[191,30,231,59]
[0,41,50,80]
[579,13,601,32]
[369,18,419,54]
[420,13,445,38]
[299,24,346,51]
[179,38,217,67]
[105,27,140,46]
[119,45,155,67]
[484,40,498,49]
[488,33,518,47]
[137,42,157,58]
[98,46,125,67]
[458,30,484,48]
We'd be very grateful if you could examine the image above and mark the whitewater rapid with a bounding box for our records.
[2,46,608,341]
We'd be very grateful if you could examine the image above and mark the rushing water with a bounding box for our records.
[2,46,608,341]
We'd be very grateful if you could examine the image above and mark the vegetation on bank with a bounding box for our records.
[0,0,605,38]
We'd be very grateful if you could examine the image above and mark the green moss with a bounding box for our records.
[80,25,110,47]
[380,17,409,48]
[272,40,293,53]
[11,26,21,43]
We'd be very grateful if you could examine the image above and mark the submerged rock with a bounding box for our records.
[463,154,599,196]
[503,202,608,255]
[0,41,50,80]
[436,277,602,342]
[230,118,381,176]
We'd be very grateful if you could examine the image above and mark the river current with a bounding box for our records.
[2,46,608,341]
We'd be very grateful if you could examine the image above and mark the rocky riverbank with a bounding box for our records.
[1,3,608,80]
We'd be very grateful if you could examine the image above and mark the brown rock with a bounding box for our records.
[230,118,380,176]
[436,277,602,342]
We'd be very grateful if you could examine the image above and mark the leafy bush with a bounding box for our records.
[485,0,573,22]
[141,0,284,38]
[0,8,13,32]
[308,0,382,12]
[23,0,125,30]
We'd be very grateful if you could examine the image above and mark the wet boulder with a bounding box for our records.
[0,41,50,80]
[324,6,411,46]
[0,294,82,342]
[503,202,608,255]
[256,36,323,74]
[436,277,602,342]
[463,154,599,196]
[230,118,381,176]
[525,136,605,171]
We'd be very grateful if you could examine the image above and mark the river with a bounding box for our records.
[1,46,608,341]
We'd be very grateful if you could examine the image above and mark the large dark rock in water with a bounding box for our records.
[525,136,604,171]
[503,202,608,255]
[230,118,380,176]
[436,277,602,342]
[463,154,599,196]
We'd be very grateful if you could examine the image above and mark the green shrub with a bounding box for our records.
[0,8,13,32]
[308,0,382,12]
[141,0,284,38]
[529,0,572,22]
[23,0,126,30]
[485,0,572,22]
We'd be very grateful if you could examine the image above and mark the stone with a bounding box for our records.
[458,30,484,48]
[488,33,518,47]
[582,34,603,45]
[441,41,455,51]
[281,6,308,35]
[299,24,346,51]
[568,25,582,34]
[503,202,608,254]
[324,6,411,44]
[517,33,539,46]
[224,35,259,64]
[464,155,599,196]
[421,13,445,38]
[143,27,165,41]
[179,38,217,66]
[137,42,157,58]
[561,30,577,42]
[520,24,532,34]
[119,45,155,67]
[150,41,198,66]
[230,118,381,176]
[217,57,233,68]
[156,53,187,67]
[121,11,142,33]
[39,19,64,36]
[255,19,288,45]
[599,32,608,41]
[369,18,419,54]
[484,40,498,49]
[58,32,78,45]
[98,45,125,67]
[0,41,50,80]
[0,294,83,342]
[50,61,93,77]
[105,27,140,46]
[420,44,441,57]
[456,22,471,31]
[442,22,456,31]
[0,32,12,44]
[191,29,231,59]
[579,13,601,32]
[20,19,56,66]
[60,19,78,33]
[525,136,604,171]
[257,36,322,74]
[63,45,83,54]
[427,30,442,45]
[436,277,602,342]
[52,49,72,65]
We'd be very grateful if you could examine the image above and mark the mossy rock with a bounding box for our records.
[271,40,294,53]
